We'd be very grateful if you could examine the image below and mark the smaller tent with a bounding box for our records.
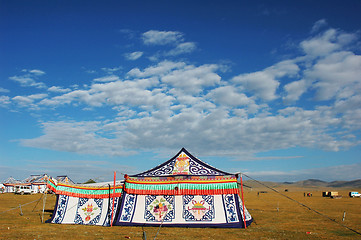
[56,175,74,184]
[24,174,48,193]
[2,177,21,193]
[47,178,123,226]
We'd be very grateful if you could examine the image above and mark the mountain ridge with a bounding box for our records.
[244,179,361,189]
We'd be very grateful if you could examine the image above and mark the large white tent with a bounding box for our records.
[114,148,252,228]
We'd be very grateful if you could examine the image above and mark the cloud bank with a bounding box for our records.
[2,23,361,160]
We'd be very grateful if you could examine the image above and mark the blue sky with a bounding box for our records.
[1,0,361,183]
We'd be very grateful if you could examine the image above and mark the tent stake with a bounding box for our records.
[19,204,23,216]
[42,191,47,223]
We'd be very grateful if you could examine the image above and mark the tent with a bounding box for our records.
[3,177,21,193]
[114,148,252,228]
[47,178,123,226]
[24,174,48,193]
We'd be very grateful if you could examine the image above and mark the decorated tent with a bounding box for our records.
[47,178,123,226]
[24,174,48,193]
[2,177,21,193]
[114,148,252,228]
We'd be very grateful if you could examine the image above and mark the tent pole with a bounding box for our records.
[111,171,116,227]
[42,190,47,223]
[240,173,247,229]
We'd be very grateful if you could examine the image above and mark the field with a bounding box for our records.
[1,185,361,240]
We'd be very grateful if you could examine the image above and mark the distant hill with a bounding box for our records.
[292,179,329,187]
[327,179,361,188]
[83,179,96,184]
[244,179,361,189]
[292,179,361,188]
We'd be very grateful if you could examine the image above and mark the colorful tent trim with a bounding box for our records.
[47,178,123,199]
[124,175,239,195]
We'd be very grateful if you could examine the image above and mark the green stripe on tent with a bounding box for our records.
[125,182,238,191]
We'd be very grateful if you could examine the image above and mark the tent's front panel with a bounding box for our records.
[49,195,120,226]
[115,193,252,228]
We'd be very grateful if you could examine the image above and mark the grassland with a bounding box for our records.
[1,185,360,239]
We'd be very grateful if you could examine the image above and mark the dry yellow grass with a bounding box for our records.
[1,186,361,239]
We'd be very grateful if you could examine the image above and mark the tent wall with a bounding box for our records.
[48,194,120,226]
[115,192,252,228]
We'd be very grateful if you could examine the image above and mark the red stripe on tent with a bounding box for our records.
[55,191,122,199]
[125,188,239,196]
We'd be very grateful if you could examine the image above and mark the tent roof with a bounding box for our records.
[56,175,74,184]
[2,177,21,184]
[23,174,48,183]
[131,148,232,177]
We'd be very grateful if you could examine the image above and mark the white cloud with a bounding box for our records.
[28,69,46,75]
[12,93,48,108]
[90,79,174,109]
[161,64,221,94]
[40,76,173,110]
[20,100,357,157]
[233,60,299,101]
[334,95,361,131]
[118,28,137,40]
[101,66,122,73]
[283,28,360,103]
[40,89,103,107]
[127,60,186,78]
[10,24,361,161]
[0,87,9,93]
[166,42,197,56]
[19,121,133,156]
[9,69,47,89]
[93,75,120,82]
[206,86,253,107]
[246,162,361,182]
[142,30,184,45]
[311,19,328,33]
[306,51,361,101]
[301,28,357,58]
[48,86,71,93]
[0,95,11,106]
[234,155,303,161]
[283,79,307,102]
[124,51,143,60]
[9,75,46,89]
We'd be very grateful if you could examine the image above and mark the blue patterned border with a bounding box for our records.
[103,196,120,226]
[222,194,239,223]
[188,160,223,175]
[52,195,69,224]
[119,194,137,222]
